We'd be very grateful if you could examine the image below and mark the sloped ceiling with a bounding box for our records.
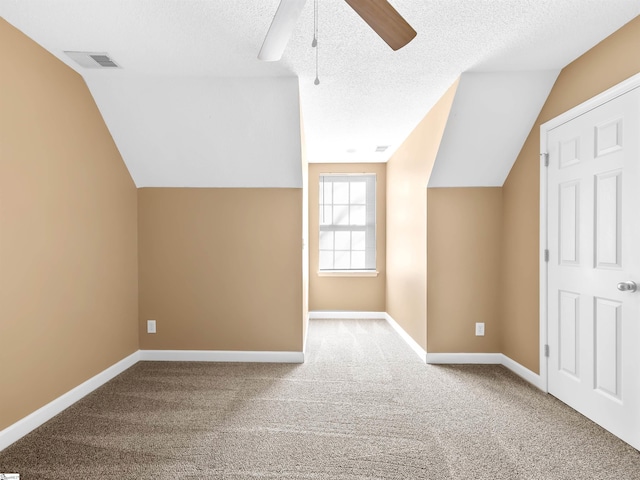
[429,71,559,187]
[1,1,639,187]
[87,76,303,188]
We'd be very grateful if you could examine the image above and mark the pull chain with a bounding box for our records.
[312,0,318,47]
[313,0,320,85]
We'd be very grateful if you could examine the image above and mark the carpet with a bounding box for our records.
[1,318,639,479]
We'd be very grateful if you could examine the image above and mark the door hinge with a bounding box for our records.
[544,344,550,358]
[541,152,549,167]
[544,249,549,262]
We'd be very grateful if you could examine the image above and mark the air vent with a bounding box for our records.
[90,54,118,68]
[375,145,388,152]
[65,51,121,69]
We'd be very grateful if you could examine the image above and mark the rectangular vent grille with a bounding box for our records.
[65,51,121,69]
[375,145,388,152]
[90,54,119,68]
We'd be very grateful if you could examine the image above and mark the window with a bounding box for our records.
[319,174,376,271]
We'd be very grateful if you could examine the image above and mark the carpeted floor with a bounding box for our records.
[1,318,639,479]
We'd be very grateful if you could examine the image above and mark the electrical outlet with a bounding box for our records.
[475,322,485,336]
[147,320,157,334]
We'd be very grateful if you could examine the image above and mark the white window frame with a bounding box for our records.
[318,173,376,272]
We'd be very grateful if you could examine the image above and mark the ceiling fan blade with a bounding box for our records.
[344,0,416,51]
[258,0,308,61]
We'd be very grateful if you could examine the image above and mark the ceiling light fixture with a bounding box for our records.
[258,0,307,61]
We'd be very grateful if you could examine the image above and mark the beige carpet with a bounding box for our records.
[1,318,639,479]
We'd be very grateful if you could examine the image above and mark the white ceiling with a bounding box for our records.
[1,1,639,182]
[86,76,303,188]
[429,71,559,188]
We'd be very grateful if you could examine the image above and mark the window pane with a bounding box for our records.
[350,205,366,226]
[323,181,332,204]
[351,251,365,269]
[334,182,349,204]
[333,205,349,225]
[319,231,334,250]
[352,231,365,250]
[320,206,332,225]
[335,231,350,250]
[319,251,334,270]
[350,182,366,204]
[318,174,375,272]
[335,250,350,269]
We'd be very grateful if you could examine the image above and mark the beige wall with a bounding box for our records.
[501,16,640,372]
[427,188,502,353]
[138,188,303,352]
[0,19,139,430]
[386,80,459,350]
[308,163,386,312]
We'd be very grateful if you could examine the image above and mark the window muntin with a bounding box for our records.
[319,174,376,271]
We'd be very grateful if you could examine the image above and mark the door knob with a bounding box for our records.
[617,281,637,292]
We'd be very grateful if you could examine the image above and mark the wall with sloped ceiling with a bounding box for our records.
[501,15,640,373]
[385,80,459,351]
[0,19,138,431]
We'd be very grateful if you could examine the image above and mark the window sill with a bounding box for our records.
[317,270,379,277]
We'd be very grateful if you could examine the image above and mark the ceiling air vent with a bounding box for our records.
[375,145,388,152]
[64,51,121,69]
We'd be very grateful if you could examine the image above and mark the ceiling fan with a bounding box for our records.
[258,0,417,61]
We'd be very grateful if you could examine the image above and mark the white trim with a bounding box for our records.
[501,354,545,391]
[426,353,503,364]
[317,270,379,277]
[308,311,386,319]
[303,313,310,354]
[139,350,304,363]
[425,353,544,390]
[0,351,140,452]
[541,73,640,132]
[539,132,549,393]
[539,72,640,395]
[384,313,427,363]
[0,347,306,451]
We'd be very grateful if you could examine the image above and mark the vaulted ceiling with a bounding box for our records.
[1,1,639,186]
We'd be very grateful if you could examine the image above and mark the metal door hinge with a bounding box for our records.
[541,152,549,167]
[544,249,549,262]
[544,344,550,358]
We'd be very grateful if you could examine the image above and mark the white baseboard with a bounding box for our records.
[0,321,543,453]
[308,311,387,319]
[501,354,544,390]
[382,316,541,390]
[0,347,305,452]
[384,313,427,363]
[425,352,543,390]
[426,353,503,364]
[139,350,304,363]
[0,351,140,452]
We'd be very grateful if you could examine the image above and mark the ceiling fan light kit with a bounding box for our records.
[259,0,416,62]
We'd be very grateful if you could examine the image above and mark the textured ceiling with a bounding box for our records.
[1,1,639,170]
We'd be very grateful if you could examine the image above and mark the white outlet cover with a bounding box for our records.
[475,322,485,336]
[147,320,157,334]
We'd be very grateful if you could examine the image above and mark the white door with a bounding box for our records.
[546,86,640,450]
